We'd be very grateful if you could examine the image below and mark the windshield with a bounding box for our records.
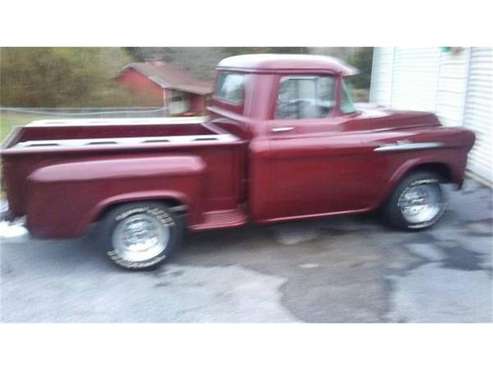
[340,79,357,114]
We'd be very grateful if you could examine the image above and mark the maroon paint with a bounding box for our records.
[1,55,476,239]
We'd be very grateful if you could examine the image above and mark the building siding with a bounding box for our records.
[435,49,469,127]
[391,48,441,112]
[370,47,492,185]
[116,69,165,106]
[463,48,493,184]
[116,68,210,115]
[369,48,395,106]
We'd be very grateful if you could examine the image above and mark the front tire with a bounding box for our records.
[100,201,184,270]
[383,171,447,230]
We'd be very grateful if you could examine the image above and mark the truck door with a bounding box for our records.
[257,74,378,221]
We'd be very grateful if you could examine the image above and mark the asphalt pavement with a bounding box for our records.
[1,180,492,322]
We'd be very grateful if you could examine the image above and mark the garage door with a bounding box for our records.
[463,48,493,185]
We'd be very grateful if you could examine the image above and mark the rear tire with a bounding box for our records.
[383,171,447,230]
[100,201,184,270]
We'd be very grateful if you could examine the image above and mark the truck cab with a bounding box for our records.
[210,54,473,223]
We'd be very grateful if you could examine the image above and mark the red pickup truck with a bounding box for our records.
[1,54,475,270]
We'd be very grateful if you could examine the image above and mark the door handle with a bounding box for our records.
[271,127,294,133]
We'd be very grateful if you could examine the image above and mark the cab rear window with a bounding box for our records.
[215,72,245,105]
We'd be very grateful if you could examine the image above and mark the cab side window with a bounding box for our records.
[275,75,335,119]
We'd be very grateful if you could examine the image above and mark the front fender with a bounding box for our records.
[26,155,206,238]
[375,151,467,209]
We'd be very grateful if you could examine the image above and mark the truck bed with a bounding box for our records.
[4,116,239,151]
[1,117,247,232]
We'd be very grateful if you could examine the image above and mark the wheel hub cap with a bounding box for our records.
[398,183,443,224]
[113,214,169,262]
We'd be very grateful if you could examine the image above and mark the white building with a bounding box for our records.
[370,47,492,186]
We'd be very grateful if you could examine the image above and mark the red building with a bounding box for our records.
[116,61,213,116]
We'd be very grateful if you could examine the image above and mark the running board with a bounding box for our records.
[190,208,247,231]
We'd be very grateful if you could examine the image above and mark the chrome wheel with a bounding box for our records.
[112,213,170,263]
[397,183,443,224]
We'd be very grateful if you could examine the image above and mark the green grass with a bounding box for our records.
[0,112,49,198]
[0,111,47,142]
[1,112,54,200]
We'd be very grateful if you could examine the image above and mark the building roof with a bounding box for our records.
[120,62,214,95]
[217,54,359,76]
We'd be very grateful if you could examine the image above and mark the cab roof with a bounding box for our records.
[217,54,359,76]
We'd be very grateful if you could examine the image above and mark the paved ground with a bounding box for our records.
[1,180,492,322]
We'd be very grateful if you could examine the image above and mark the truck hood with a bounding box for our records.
[352,103,441,131]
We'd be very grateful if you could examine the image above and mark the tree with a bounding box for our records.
[347,47,373,89]
[0,48,135,107]
[124,47,309,80]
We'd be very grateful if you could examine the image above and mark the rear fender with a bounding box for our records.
[26,155,206,238]
[82,190,191,231]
